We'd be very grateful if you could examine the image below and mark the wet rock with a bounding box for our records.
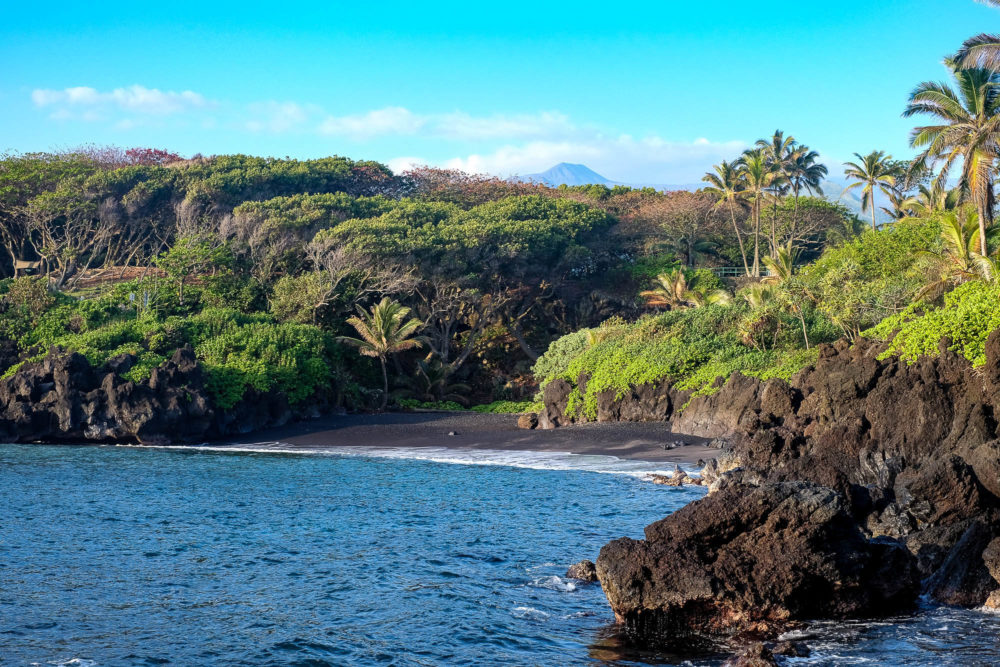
[566,560,598,582]
[924,520,1000,606]
[771,640,810,657]
[651,465,690,487]
[596,481,919,643]
[722,643,778,667]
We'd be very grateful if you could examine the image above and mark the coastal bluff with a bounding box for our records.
[0,345,295,444]
[544,330,1000,644]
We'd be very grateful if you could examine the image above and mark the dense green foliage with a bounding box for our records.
[797,217,941,336]
[866,280,1000,366]
[534,303,828,420]
[532,207,994,419]
[0,276,353,409]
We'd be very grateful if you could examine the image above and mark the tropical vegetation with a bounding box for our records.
[3,2,1000,417]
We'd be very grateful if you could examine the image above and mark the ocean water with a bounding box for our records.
[3,444,1000,666]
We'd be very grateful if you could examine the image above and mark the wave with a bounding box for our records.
[138,442,701,480]
[529,575,577,592]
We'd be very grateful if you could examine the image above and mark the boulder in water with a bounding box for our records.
[566,559,598,582]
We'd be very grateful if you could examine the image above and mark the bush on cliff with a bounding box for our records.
[865,280,1000,366]
[0,279,357,410]
[532,216,946,419]
[797,216,940,338]
[535,303,832,420]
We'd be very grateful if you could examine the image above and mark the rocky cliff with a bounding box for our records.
[0,346,297,444]
[545,331,1000,646]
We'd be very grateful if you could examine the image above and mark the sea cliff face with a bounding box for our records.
[545,331,1000,645]
[0,346,297,444]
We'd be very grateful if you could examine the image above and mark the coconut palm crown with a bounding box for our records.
[339,297,425,410]
[842,150,899,231]
[903,58,1000,255]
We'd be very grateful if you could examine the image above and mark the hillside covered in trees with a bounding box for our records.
[0,145,858,418]
[2,58,997,428]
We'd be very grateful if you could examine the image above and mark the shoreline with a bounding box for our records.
[213,411,718,466]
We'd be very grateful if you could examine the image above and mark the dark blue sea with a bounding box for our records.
[3,444,1000,666]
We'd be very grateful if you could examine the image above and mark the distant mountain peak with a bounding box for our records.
[522,163,614,186]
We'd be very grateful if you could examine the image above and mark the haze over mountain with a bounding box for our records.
[522,162,893,223]
[522,163,702,191]
[522,163,614,186]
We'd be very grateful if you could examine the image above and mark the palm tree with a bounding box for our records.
[756,131,795,254]
[956,1,1000,69]
[738,283,779,350]
[639,269,690,309]
[918,208,998,297]
[880,189,913,221]
[785,145,828,247]
[902,182,962,216]
[904,58,1000,256]
[843,151,899,231]
[339,297,425,410]
[395,353,471,406]
[662,233,717,268]
[737,149,778,276]
[703,160,751,276]
[639,269,730,309]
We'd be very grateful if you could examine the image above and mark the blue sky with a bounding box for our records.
[2,1,996,182]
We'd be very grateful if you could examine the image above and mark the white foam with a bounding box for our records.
[136,442,702,480]
[529,575,577,592]
[511,606,550,621]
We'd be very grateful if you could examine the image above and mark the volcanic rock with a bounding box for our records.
[566,559,598,582]
[596,481,919,643]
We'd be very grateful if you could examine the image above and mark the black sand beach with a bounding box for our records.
[221,412,718,465]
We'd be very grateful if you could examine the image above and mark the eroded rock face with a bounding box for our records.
[0,346,293,444]
[596,481,919,643]
[564,330,1000,640]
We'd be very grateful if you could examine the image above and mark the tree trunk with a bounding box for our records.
[979,202,989,257]
[770,199,779,256]
[797,307,810,350]
[728,201,750,277]
[752,198,761,277]
[379,357,388,411]
[509,318,539,362]
[870,183,877,231]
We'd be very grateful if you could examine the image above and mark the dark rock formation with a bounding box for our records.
[597,481,918,642]
[563,330,1000,644]
[538,375,688,429]
[0,346,294,444]
[721,643,779,667]
[566,559,598,582]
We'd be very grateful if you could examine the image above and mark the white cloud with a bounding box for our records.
[245,101,315,133]
[31,84,210,116]
[436,111,573,141]
[386,156,427,174]
[424,135,749,184]
[317,107,575,142]
[319,107,425,139]
[25,88,751,183]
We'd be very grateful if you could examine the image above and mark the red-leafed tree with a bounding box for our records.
[124,147,184,166]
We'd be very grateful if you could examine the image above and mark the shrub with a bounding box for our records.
[539,302,832,419]
[470,399,543,414]
[865,280,1000,366]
